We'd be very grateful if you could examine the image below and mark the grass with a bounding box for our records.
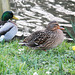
[0,39,75,75]
[65,16,75,43]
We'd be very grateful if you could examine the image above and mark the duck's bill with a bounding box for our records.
[59,27,65,30]
[60,27,65,30]
[13,15,19,20]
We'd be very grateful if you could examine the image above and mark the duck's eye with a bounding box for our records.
[54,24,58,27]
[55,24,59,26]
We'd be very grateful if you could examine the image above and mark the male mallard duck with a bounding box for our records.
[20,21,64,50]
[0,11,18,42]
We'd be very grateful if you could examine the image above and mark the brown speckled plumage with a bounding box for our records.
[22,21,64,50]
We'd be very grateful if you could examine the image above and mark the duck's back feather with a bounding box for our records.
[23,31,54,48]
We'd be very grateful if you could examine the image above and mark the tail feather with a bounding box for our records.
[18,42,28,46]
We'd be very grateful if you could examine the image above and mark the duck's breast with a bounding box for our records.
[51,29,64,48]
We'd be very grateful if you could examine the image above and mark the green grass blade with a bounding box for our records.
[71,20,75,33]
[64,26,75,43]
[58,54,63,75]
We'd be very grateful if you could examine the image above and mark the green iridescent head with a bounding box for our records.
[1,11,18,21]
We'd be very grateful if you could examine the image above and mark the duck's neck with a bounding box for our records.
[8,20,16,25]
[45,29,54,32]
[45,29,58,34]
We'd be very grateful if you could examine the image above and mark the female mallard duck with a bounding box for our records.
[0,11,18,42]
[21,21,64,50]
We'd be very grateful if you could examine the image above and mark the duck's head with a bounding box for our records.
[47,21,64,31]
[1,11,18,21]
